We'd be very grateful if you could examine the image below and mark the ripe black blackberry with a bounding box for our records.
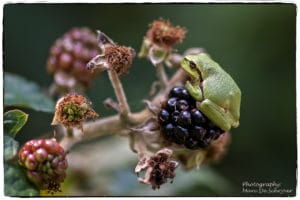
[158,86,224,149]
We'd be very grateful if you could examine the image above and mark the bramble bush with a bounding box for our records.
[4,19,239,196]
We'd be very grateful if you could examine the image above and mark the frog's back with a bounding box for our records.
[200,54,241,109]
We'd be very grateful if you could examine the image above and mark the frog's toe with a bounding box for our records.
[232,121,239,128]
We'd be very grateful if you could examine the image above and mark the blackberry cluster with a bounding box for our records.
[46,27,100,88]
[18,139,68,192]
[158,86,224,149]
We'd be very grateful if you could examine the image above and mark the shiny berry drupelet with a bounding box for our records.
[158,86,224,149]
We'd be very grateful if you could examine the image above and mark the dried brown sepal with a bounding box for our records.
[104,45,135,76]
[146,19,186,48]
[52,93,99,129]
[204,132,231,164]
[46,179,62,194]
[136,148,178,190]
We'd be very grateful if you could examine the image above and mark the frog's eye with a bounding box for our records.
[189,60,203,80]
[189,61,197,70]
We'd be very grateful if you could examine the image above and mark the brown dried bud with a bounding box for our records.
[135,148,178,190]
[104,45,135,76]
[86,31,135,76]
[51,94,99,129]
[146,19,186,48]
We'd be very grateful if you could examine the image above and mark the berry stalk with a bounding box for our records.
[156,63,168,90]
[59,68,188,150]
[108,69,131,120]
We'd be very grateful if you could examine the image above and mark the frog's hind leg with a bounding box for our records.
[199,99,234,131]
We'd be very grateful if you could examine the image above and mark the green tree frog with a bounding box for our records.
[181,53,241,131]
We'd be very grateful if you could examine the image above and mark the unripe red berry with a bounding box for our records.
[34,148,48,162]
[46,27,101,89]
[25,154,37,170]
[18,138,68,193]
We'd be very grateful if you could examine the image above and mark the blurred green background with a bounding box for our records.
[3,3,296,196]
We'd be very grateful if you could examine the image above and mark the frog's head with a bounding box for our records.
[181,54,204,82]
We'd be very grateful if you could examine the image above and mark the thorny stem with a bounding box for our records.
[108,69,131,120]
[59,68,187,151]
[156,63,168,90]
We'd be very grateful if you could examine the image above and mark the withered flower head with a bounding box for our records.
[52,93,99,129]
[146,19,186,48]
[104,45,135,76]
[135,148,178,190]
[86,31,135,76]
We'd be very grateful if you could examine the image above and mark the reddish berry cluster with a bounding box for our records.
[158,86,224,149]
[18,139,68,192]
[46,27,100,88]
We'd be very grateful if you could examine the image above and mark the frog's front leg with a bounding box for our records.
[185,81,203,101]
[199,99,235,131]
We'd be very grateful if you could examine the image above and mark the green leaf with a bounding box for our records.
[4,134,19,161]
[4,109,28,137]
[4,72,55,113]
[4,163,39,196]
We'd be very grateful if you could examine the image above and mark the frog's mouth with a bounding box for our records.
[188,60,204,92]
[188,60,205,100]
